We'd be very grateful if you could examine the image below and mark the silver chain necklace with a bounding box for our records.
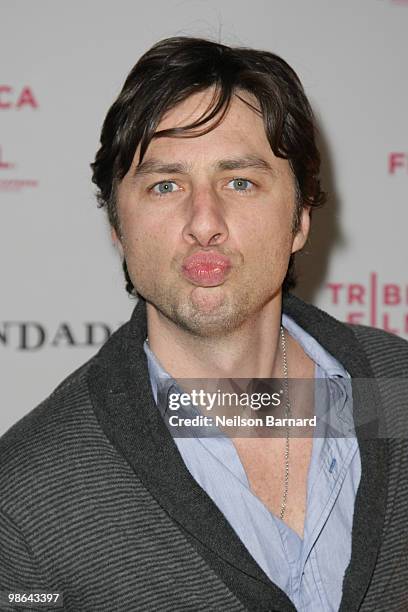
[279,324,291,520]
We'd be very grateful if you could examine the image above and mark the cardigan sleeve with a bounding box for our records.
[0,507,64,611]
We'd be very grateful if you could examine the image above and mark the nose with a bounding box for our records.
[182,186,229,247]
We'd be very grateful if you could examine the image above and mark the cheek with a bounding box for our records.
[241,207,294,263]
[120,208,174,272]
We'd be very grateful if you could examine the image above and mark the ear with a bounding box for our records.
[291,206,311,254]
[111,226,124,258]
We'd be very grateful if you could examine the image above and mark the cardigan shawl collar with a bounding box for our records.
[87,292,388,612]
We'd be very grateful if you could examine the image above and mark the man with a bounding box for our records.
[1,36,407,612]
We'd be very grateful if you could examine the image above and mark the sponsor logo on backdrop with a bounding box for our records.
[0,322,122,351]
[326,272,408,337]
[388,152,408,174]
[0,146,38,191]
[0,146,14,170]
[0,85,38,109]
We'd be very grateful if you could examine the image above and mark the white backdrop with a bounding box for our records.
[1,0,407,435]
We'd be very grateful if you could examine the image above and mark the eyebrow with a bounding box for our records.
[131,155,276,180]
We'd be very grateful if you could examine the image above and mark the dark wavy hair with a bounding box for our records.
[91,36,326,295]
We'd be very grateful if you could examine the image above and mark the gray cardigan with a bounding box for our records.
[1,293,408,611]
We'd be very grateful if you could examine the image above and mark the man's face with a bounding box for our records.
[115,88,310,337]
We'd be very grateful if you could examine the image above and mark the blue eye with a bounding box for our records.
[151,181,180,195]
[227,178,254,192]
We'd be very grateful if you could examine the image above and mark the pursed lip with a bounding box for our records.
[181,251,232,287]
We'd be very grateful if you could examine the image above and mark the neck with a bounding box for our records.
[146,293,288,379]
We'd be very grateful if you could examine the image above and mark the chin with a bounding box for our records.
[170,294,253,338]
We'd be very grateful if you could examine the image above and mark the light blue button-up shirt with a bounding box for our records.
[144,314,361,611]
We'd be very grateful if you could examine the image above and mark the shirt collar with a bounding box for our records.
[143,340,175,416]
[281,314,350,379]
